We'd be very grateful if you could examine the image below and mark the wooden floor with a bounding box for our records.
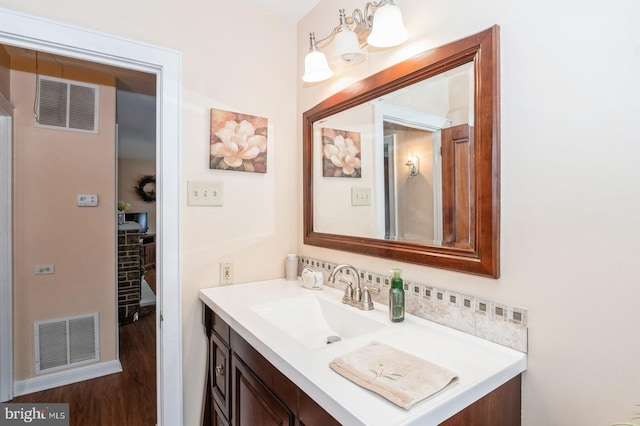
[11,312,157,426]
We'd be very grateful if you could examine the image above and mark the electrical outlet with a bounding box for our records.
[35,264,55,275]
[220,262,233,285]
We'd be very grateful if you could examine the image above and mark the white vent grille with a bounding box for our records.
[35,313,100,374]
[36,76,99,133]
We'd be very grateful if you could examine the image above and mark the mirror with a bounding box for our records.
[303,26,500,278]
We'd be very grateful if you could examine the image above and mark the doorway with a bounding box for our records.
[0,9,182,425]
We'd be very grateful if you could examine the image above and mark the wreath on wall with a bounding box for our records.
[134,175,156,203]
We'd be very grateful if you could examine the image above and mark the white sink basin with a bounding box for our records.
[251,296,386,349]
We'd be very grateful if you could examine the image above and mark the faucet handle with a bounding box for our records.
[359,287,375,311]
[340,280,354,305]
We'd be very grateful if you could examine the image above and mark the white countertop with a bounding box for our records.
[199,279,527,426]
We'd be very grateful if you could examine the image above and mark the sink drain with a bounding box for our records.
[326,335,342,345]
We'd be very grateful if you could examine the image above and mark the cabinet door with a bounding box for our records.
[143,242,156,269]
[298,390,340,426]
[440,375,521,425]
[232,354,294,426]
[212,400,230,426]
[210,332,231,421]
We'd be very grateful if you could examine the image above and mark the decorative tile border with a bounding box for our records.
[298,256,528,353]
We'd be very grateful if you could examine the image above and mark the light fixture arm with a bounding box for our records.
[303,1,407,83]
[310,9,353,48]
[310,1,394,49]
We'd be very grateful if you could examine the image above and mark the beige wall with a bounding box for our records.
[299,1,640,425]
[117,158,156,233]
[313,104,377,238]
[0,1,297,424]
[394,127,434,243]
[11,60,117,380]
[3,0,639,425]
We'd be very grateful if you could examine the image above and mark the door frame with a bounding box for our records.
[373,102,448,243]
[0,91,13,403]
[0,9,183,425]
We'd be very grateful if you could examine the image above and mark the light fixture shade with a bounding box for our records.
[303,50,334,83]
[332,28,365,64]
[367,2,409,48]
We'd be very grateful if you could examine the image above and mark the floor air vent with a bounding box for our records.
[34,313,100,374]
[36,76,99,133]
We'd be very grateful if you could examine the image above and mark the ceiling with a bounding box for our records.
[240,0,321,21]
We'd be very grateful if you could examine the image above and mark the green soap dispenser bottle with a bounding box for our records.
[389,269,405,322]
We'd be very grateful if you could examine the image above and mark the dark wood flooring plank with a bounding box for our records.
[10,312,157,426]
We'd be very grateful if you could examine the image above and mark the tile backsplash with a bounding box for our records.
[298,256,528,353]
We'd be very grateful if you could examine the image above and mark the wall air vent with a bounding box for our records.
[36,76,99,134]
[34,313,100,374]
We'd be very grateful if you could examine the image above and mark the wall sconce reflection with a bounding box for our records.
[405,155,419,177]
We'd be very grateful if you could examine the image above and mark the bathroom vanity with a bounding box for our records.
[200,279,526,425]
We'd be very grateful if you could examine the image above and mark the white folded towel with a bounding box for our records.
[329,341,458,409]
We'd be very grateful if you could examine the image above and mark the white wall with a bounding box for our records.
[0,1,298,424]
[298,1,640,425]
[313,105,377,237]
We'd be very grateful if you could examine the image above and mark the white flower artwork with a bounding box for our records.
[210,108,268,173]
[321,127,361,178]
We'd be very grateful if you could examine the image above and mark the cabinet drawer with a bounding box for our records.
[210,331,231,421]
[204,305,230,344]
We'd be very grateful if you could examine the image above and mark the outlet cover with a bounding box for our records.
[220,262,233,285]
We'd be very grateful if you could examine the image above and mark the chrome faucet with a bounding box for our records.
[328,264,377,310]
[328,264,361,306]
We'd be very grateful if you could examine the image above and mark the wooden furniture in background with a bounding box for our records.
[141,234,156,270]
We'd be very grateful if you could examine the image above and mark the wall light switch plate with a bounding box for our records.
[77,194,99,207]
[187,181,223,206]
[351,187,371,206]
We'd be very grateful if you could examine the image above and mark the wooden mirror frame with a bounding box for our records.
[303,26,500,278]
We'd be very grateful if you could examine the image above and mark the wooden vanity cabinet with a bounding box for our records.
[203,304,521,426]
[203,305,340,426]
[231,354,294,426]
[210,331,231,423]
[205,307,232,426]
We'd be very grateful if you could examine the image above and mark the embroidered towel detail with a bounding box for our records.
[329,341,458,409]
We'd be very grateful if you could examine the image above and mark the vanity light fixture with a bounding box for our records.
[406,156,419,177]
[302,0,409,83]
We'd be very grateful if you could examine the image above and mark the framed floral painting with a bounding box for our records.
[210,108,268,173]
[321,127,361,178]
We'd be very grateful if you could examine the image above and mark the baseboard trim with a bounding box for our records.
[13,360,122,397]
